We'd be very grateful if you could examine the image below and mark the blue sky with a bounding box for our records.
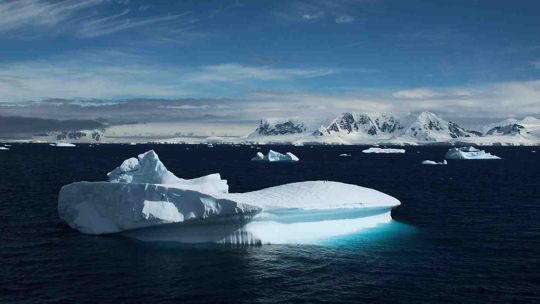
[1,0,540,121]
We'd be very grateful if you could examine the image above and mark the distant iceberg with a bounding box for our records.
[0,146,9,151]
[444,146,501,160]
[362,147,405,154]
[50,143,76,147]
[58,150,399,244]
[251,150,299,162]
[422,160,447,165]
[339,153,351,157]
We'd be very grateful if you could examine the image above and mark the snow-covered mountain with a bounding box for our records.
[483,116,540,137]
[247,112,540,145]
[252,119,307,136]
[250,111,481,143]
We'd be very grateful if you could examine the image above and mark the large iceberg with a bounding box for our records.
[58,150,400,244]
[251,150,299,162]
[444,146,501,160]
[362,147,405,154]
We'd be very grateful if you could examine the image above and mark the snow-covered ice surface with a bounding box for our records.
[50,143,76,147]
[58,150,400,244]
[422,160,447,165]
[251,150,299,162]
[444,147,501,160]
[362,147,406,154]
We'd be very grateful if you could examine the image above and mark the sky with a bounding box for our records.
[1,0,540,133]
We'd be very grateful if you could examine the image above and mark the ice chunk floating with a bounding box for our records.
[444,146,501,160]
[422,160,447,165]
[362,147,405,154]
[251,150,299,162]
[58,150,400,244]
[50,143,76,147]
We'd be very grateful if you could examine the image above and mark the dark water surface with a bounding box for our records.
[1,144,539,303]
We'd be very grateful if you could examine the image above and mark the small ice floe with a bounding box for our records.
[0,146,9,151]
[444,146,500,160]
[251,150,299,162]
[422,160,447,165]
[362,147,405,154]
[339,153,351,157]
[129,142,137,145]
[532,150,536,153]
[50,143,76,147]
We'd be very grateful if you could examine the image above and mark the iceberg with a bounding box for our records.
[362,147,405,154]
[422,160,447,165]
[339,153,351,157]
[251,150,299,162]
[58,150,400,244]
[50,143,76,147]
[444,146,501,160]
[0,146,9,150]
[251,152,265,161]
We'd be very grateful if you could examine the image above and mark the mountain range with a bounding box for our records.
[4,111,540,146]
[248,112,540,145]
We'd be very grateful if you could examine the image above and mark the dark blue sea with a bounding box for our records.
[1,144,539,303]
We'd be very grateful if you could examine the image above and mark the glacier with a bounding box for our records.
[444,147,501,160]
[58,150,400,244]
[251,150,299,162]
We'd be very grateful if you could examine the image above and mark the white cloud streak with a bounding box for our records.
[77,10,189,38]
[0,0,192,39]
[187,63,337,83]
[335,15,355,24]
[0,0,102,34]
[0,51,339,101]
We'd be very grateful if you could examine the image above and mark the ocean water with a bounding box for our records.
[1,144,539,303]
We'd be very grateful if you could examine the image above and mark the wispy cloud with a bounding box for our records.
[77,10,190,38]
[0,0,195,40]
[302,12,324,20]
[392,88,472,99]
[186,63,338,83]
[532,60,540,69]
[0,0,101,34]
[335,15,355,24]
[0,51,339,101]
[274,0,362,24]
